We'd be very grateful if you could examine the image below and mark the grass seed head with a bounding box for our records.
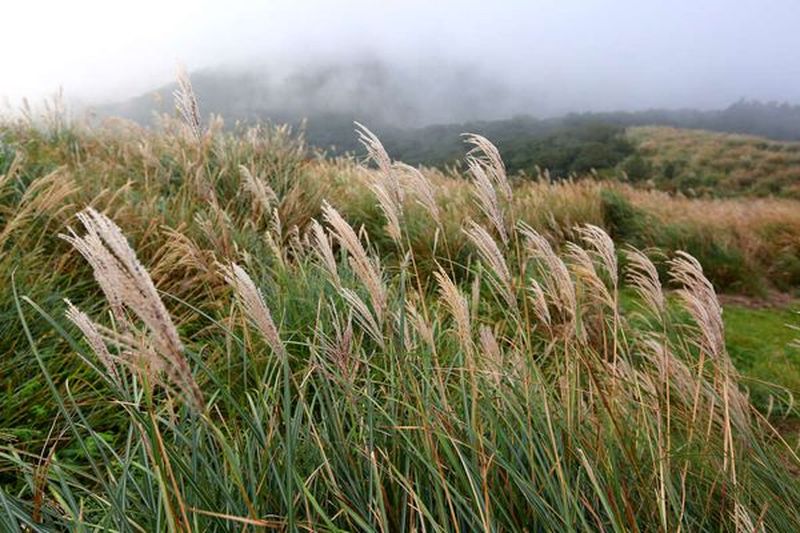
[173,65,203,140]
[221,262,285,359]
[60,208,203,410]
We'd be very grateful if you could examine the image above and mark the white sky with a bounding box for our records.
[3,0,800,112]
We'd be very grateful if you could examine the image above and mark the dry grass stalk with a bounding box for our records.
[464,220,517,312]
[668,252,725,359]
[0,152,23,193]
[270,208,283,242]
[733,503,763,533]
[434,267,473,355]
[322,201,386,319]
[263,231,286,270]
[192,165,218,206]
[394,162,441,225]
[518,223,576,326]
[173,66,202,140]
[286,224,305,260]
[150,226,224,303]
[310,219,341,288]
[220,263,285,358]
[60,208,203,410]
[406,300,435,350]
[478,325,503,386]
[194,204,234,259]
[340,288,385,350]
[463,133,512,201]
[274,178,327,237]
[565,242,614,308]
[528,279,552,329]
[64,299,119,382]
[468,158,508,244]
[355,123,404,242]
[625,247,665,317]
[0,169,78,244]
[239,165,278,218]
[576,224,618,288]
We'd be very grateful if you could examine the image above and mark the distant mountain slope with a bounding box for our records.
[623,126,800,197]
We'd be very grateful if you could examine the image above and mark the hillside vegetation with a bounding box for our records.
[1,93,800,530]
[98,69,800,189]
[101,67,800,142]
[625,126,800,197]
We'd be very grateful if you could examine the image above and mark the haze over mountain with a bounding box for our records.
[97,59,541,129]
[96,60,800,164]
[5,0,800,121]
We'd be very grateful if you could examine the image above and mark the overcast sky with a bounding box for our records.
[3,0,800,116]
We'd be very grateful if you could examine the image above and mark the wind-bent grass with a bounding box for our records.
[0,88,799,530]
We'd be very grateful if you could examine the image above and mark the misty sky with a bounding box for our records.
[4,0,800,118]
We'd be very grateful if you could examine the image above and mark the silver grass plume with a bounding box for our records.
[341,288,385,350]
[393,162,441,225]
[60,208,203,410]
[518,222,576,325]
[310,219,341,288]
[355,122,401,202]
[575,224,618,289]
[220,263,285,358]
[668,251,725,359]
[528,279,552,329]
[173,65,202,140]
[239,165,277,216]
[565,241,614,308]
[478,324,503,386]
[321,310,358,380]
[668,251,750,433]
[369,177,403,243]
[406,300,435,350]
[625,247,665,318]
[322,201,386,319]
[468,158,508,244]
[464,220,517,312]
[639,334,695,404]
[355,122,404,242]
[463,133,512,201]
[64,299,119,382]
[434,267,473,355]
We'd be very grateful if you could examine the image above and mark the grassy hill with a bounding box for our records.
[624,126,800,197]
[1,107,800,529]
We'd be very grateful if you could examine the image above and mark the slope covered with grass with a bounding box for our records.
[625,126,800,197]
[0,98,800,530]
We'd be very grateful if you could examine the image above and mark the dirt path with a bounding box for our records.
[718,291,798,310]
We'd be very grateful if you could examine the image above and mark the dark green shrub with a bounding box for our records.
[622,154,651,181]
[600,189,650,245]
